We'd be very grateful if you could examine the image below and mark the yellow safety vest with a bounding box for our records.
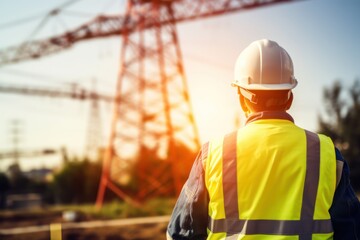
[204,119,336,240]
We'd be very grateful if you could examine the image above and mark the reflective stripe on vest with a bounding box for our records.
[206,127,335,239]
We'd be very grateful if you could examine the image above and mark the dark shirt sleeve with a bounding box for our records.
[330,148,360,239]
[167,144,209,240]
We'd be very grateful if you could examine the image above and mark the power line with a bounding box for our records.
[183,52,233,71]
[23,0,84,43]
[100,0,125,14]
[0,0,84,31]
[0,83,114,103]
[0,0,303,206]
[61,10,101,19]
[0,14,46,30]
[0,68,85,86]
[0,0,303,66]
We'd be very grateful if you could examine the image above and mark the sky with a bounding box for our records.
[0,0,359,171]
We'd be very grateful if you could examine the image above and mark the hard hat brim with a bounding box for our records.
[231,80,298,90]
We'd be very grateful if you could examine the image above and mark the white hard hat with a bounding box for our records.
[232,39,297,90]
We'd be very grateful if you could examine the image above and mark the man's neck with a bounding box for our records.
[246,111,294,125]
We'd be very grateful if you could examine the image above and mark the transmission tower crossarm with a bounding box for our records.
[0,0,301,66]
[0,149,57,160]
[0,14,131,65]
[0,84,114,102]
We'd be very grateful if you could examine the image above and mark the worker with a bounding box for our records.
[166,39,360,239]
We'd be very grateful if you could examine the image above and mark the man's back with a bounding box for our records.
[167,39,360,240]
[205,112,336,238]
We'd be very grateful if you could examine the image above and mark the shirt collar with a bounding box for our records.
[246,111,294,125]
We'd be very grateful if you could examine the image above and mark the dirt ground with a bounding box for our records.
[0,223,168,240]
[0,211,169,240]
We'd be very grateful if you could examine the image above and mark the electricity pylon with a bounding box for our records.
[0,82,111,163]
[0,0,302,207]
[85,79,104,161]
[95,0,200,206]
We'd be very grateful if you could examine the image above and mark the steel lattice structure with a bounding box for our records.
[0,0,297,66]
[96,0,202,205]
[0,0,302,207]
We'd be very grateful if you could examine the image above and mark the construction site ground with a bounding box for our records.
[0,210,170,240]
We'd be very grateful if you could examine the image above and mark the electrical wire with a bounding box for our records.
[61,10,100,18]
[56,0,85,11]
[100,0,122,13]
[0,68,117,94]
[23,15,52,43]
[0,14,46,30]
[0,93,88,117]
[0,0,84,31]
[53,15,69,33]
[0,68,77,86]
[24,0,85,42]
[62,0,126,18]
[183,52,233,71]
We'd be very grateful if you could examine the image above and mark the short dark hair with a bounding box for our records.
[241,89,292,112]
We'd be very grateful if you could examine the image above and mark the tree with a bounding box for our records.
[52,158,102,204]
[7,163,32,193]
[318,79,360,190]
[119,142,198,200]
[0,173,10,209]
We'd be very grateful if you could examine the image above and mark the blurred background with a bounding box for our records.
[0,0,359,239]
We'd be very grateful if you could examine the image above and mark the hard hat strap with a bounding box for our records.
[239,88,258,104]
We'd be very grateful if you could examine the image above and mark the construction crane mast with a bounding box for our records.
[0,0,302,207]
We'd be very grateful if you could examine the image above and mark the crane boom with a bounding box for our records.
[0,0,298,65]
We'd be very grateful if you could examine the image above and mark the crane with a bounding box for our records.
[0,0,303,208]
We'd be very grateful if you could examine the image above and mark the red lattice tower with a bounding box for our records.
[0,0,301,207]
[95,0,200,207]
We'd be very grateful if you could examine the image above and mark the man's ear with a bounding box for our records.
[239,94,250,117]
[285,92,294,110]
